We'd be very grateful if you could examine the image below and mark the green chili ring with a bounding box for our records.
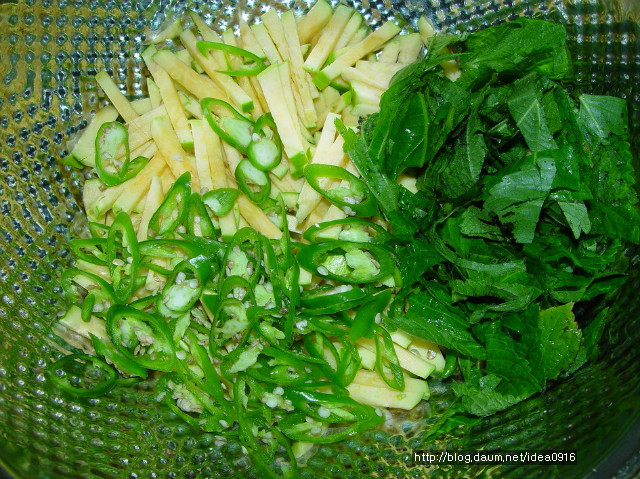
[106,305,176,372]
[69,238,109,266]
[46,353,117,398]
[235,158,271,204]
[247,114,282,172]
[374,324,405,391]
[155,372,213,428]
[91,334,149,379]
[296,241,395,284]
[303,218,391,244]
[279,410,383,443]
[350,289,393,341]
[148,172,191,238]
[202,188,240,217]
[283,388,382,425]
[107,212,140,304]
[95,121,148,187]
[196,41,267,77]
[201,98,254,154]
[187,193,217,238]
[61,268,115,308]
[160,255,211,315]
[303,164,378,217]
[300,284,367,310]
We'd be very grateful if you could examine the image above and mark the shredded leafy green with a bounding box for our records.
[340,18,640,418]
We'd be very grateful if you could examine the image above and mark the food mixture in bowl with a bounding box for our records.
[49,1,640,476]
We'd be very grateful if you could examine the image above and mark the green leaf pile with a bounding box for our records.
[339,19,640,416]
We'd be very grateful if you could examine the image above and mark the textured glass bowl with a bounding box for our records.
[0,0,639,478]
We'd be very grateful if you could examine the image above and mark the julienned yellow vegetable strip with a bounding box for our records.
[296,0,333,45]
[190,119,215,193]
[137,175,164,241]
[150,115,200,192]
[152,49,228,101]
[142,46,194,149]
[125,105,167,151]
[95,71,139,123]
[282,10,318,127]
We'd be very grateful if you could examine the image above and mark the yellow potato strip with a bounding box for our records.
[150,115,200,191]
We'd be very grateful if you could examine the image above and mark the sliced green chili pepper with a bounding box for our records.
[95,121,148,187]
[69,238,108,266]
[283,389,372,423]
[139,238,198,276]
[196,41,267,77]
[221,228,264,287]
[129,294,159,312]
[281,260,300,346]
[233,375,297,479]
[107,212,140,304]
[220,275,255,303]
[201,98,254,154]
[202,188,240,217]
[374,325,405,391]
[246,349,322,386]
[187,193,216,238]
[279,408,383,444]
[303,218,391,244]
[61,268,115,310]
[81,293,96,322]
[260,238,283,310]
[148,172,191,238]
[246,308,286,348]
[303,164,378,217]
[184,329,232,415]
[156,372,225,431]
[350,289,392,341]
[300,284,367,311]
[235,158,271,204]
[176,234,225,259]
[155,372,201,428]
[210,297,250,356]
[88,221,110,239]
[335,337,361,387]
[442,351,459,379]
[247,114,282,171]
[261,198,295,339]
[90,333,148,378]
[158,256,211,318]
[275,195,295,269]
[252,427,298,479]
[302,315,350,337]
[279,389,383,443]
[297,241,395,284]
[303,330,343,382]
[201,293,219,316]
[233,372,266,411]
[46,353,117,398]
[220,342,263,382]
[256,317,286,349]
[174,360,225,418]
[106,305,176,372]
[261,345,326,366]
